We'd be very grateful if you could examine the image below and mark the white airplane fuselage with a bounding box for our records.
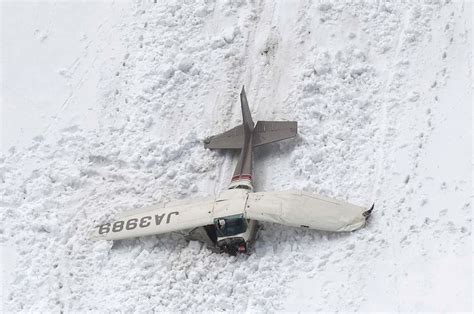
[204,87,294,254]
[213,187,258,254]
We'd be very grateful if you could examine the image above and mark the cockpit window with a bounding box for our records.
[215,214,247,237]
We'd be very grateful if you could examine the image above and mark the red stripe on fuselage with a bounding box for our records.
[231,174,252,181]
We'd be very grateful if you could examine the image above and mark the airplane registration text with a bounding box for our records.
[98,212,179,235]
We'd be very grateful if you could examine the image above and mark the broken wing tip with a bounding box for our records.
[363,203,374,218]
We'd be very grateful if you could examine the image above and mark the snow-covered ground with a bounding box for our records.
[0,0,471,312]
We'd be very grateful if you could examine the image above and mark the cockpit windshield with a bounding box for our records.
[215,214,248,237]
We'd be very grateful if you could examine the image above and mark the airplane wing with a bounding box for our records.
[245,190,371,232]
[91,197,215,240]
[253,121,297,147]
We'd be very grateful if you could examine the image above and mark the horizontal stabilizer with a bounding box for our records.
[204,125,244,149]
[253,121,297,147]
[245,190,369,232]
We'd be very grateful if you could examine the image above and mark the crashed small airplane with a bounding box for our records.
[92,87,373,254]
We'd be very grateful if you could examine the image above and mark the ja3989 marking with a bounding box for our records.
[97,212,179,235]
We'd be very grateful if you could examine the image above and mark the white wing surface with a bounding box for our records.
[245,190,370,232]
[91,197,215,240]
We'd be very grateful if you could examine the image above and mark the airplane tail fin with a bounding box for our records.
[204,86,297,149]
[240,86,254,132]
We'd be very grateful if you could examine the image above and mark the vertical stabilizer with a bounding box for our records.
[240,86,254,132]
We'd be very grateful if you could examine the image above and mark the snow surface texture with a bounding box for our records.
[1,0,472,312]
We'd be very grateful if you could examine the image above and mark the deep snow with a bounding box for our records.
[0,0,472,312]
